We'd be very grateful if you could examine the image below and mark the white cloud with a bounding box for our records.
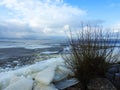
[111,23,120,33]
[0,0,86,38]
[63,24,70,30]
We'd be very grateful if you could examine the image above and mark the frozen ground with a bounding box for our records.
[0,57,73,90]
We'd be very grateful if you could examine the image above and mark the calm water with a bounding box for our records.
[0,39,63,49]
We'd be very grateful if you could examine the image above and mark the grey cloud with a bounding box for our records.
[0,22,42,39]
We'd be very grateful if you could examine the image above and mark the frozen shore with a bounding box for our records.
[0,57,73,90]
[0,46,64,71]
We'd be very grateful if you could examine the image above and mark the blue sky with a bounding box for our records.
[0,0,120,39]
[64,0,120,24]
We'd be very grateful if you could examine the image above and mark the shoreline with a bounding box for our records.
[0,46,64,71]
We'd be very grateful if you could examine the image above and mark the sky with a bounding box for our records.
[0,0,120,39]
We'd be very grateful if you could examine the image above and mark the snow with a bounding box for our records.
[0,57,72,90]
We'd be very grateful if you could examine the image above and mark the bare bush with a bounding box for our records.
[63,23,120,90]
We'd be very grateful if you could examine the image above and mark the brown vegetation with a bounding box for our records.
[63,23,120,90]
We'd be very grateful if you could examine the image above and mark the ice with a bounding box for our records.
[25,45,52,49]
[63,47,70,52]
[4,77,33,90]
[35,65,56,85]
[53,65,74,82]
[0,74,15,89]
[0,57,72,90]
[41,51,58,54]
[13,61,19,63]
[34,83,58,90]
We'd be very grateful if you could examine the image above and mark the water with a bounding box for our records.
[0,39,66,71]
[0,39,61,49]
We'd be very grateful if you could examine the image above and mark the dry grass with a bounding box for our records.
[63,23,120,90]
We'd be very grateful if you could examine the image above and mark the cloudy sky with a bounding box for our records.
[0,0,120,39]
